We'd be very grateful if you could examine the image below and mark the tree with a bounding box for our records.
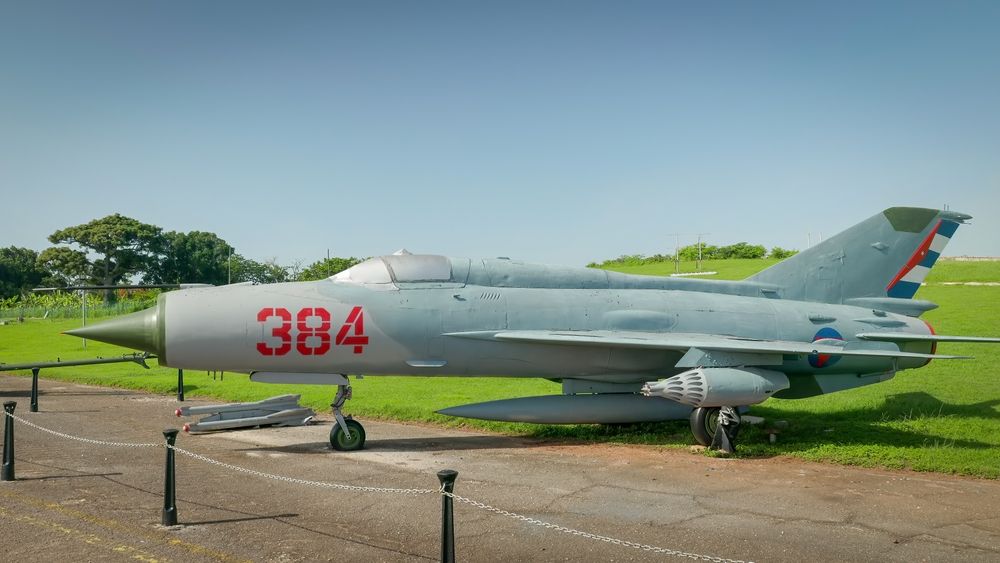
[716,242,766,259]
[678,244,719,261]
[149,231,234,285]
[36,246,91,288]
[229,255,289,285]
[48,214,163,302]
[0,246,45,298]
[769,247,799,260]
[297,256,364,281]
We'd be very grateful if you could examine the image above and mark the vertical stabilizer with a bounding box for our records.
[747,207,970,304]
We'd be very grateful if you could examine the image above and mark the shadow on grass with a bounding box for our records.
[876,392,1000,421]
[522,391,999,455]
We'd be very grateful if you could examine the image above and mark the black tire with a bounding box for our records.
[330,419,366,451]
[690,407,721,446]
[691,407,742,446]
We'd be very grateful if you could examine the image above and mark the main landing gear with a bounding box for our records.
[689,406,741,454]
[330,379,366,451]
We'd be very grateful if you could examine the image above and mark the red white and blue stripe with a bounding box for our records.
[886,219,959,299]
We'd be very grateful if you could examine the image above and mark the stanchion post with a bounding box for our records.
[176,369,184,402]
[162,428,179,525]
[30,368,39,412]
[437,469,458,563]
[2,401,16,481]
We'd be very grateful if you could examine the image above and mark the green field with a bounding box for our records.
[2,260,998,477]
[600,256,997,283]
[598,257,782,279]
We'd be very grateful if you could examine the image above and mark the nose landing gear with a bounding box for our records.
[330,379,366,451]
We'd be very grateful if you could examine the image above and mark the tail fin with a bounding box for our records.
[747,207,970,304]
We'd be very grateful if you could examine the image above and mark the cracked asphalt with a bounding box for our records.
[0,374,998,562]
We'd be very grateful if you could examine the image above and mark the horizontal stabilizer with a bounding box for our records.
[843,297,938,317]
[857,333,1000,343]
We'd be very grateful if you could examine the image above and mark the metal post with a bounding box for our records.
[2,402,16,481]
[162,429,179,525]
[176,369,184,402]
[30,368,39,412]
[81,289,87,350]
[437,469,458,563]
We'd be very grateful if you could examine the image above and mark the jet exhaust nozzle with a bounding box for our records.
[642,367,790,407]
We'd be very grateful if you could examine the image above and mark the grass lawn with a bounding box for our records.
[1,261,998,477]
[598,258,783,279]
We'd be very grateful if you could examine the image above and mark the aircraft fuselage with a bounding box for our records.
[156,279,934,390]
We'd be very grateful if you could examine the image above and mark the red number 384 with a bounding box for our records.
[256,306,368,356]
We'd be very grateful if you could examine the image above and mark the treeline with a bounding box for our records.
[0,214,362,301]
[587,243,797,268]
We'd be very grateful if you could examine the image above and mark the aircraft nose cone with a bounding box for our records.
[65,305,163,357]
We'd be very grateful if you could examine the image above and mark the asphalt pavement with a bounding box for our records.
[0,374,998,562]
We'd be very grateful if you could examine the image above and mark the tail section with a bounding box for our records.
[748,207,970,304]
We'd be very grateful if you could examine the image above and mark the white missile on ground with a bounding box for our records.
[176,394,315,433]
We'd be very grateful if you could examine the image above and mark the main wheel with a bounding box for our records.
[690,407,741,446]
[690,407,720,446]
[330,419,366,451]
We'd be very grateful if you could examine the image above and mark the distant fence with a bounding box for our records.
[0,302,149,321]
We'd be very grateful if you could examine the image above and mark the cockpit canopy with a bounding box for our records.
[331,254,454,286]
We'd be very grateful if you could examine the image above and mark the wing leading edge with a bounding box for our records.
[444,330,970,361]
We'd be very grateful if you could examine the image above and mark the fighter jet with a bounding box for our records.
[67,207,999,452]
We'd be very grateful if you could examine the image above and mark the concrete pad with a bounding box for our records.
[1,374,998,562]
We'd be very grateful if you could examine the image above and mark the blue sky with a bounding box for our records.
[2,1,998,268]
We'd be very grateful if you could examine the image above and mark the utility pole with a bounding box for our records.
[695,233,710,271]
[667,233,707,274]
[674,233,681,274]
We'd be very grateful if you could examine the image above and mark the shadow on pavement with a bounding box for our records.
[237,434,543,455]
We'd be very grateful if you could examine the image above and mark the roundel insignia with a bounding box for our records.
[809,327,844,368]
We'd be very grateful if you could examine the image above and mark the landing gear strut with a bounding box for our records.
[329,380,366,451]
[690,406,741,454]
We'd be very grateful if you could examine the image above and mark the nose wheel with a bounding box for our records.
[330,380,366,451]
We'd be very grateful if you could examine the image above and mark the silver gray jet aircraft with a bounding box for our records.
[67,207,999,452]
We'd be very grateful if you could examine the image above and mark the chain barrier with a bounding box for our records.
[8,412,161,448]
[4,410,750,562]
[443,491,750,563]
[169,445,438,496]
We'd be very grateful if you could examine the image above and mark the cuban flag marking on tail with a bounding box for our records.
[886,219,959,298]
